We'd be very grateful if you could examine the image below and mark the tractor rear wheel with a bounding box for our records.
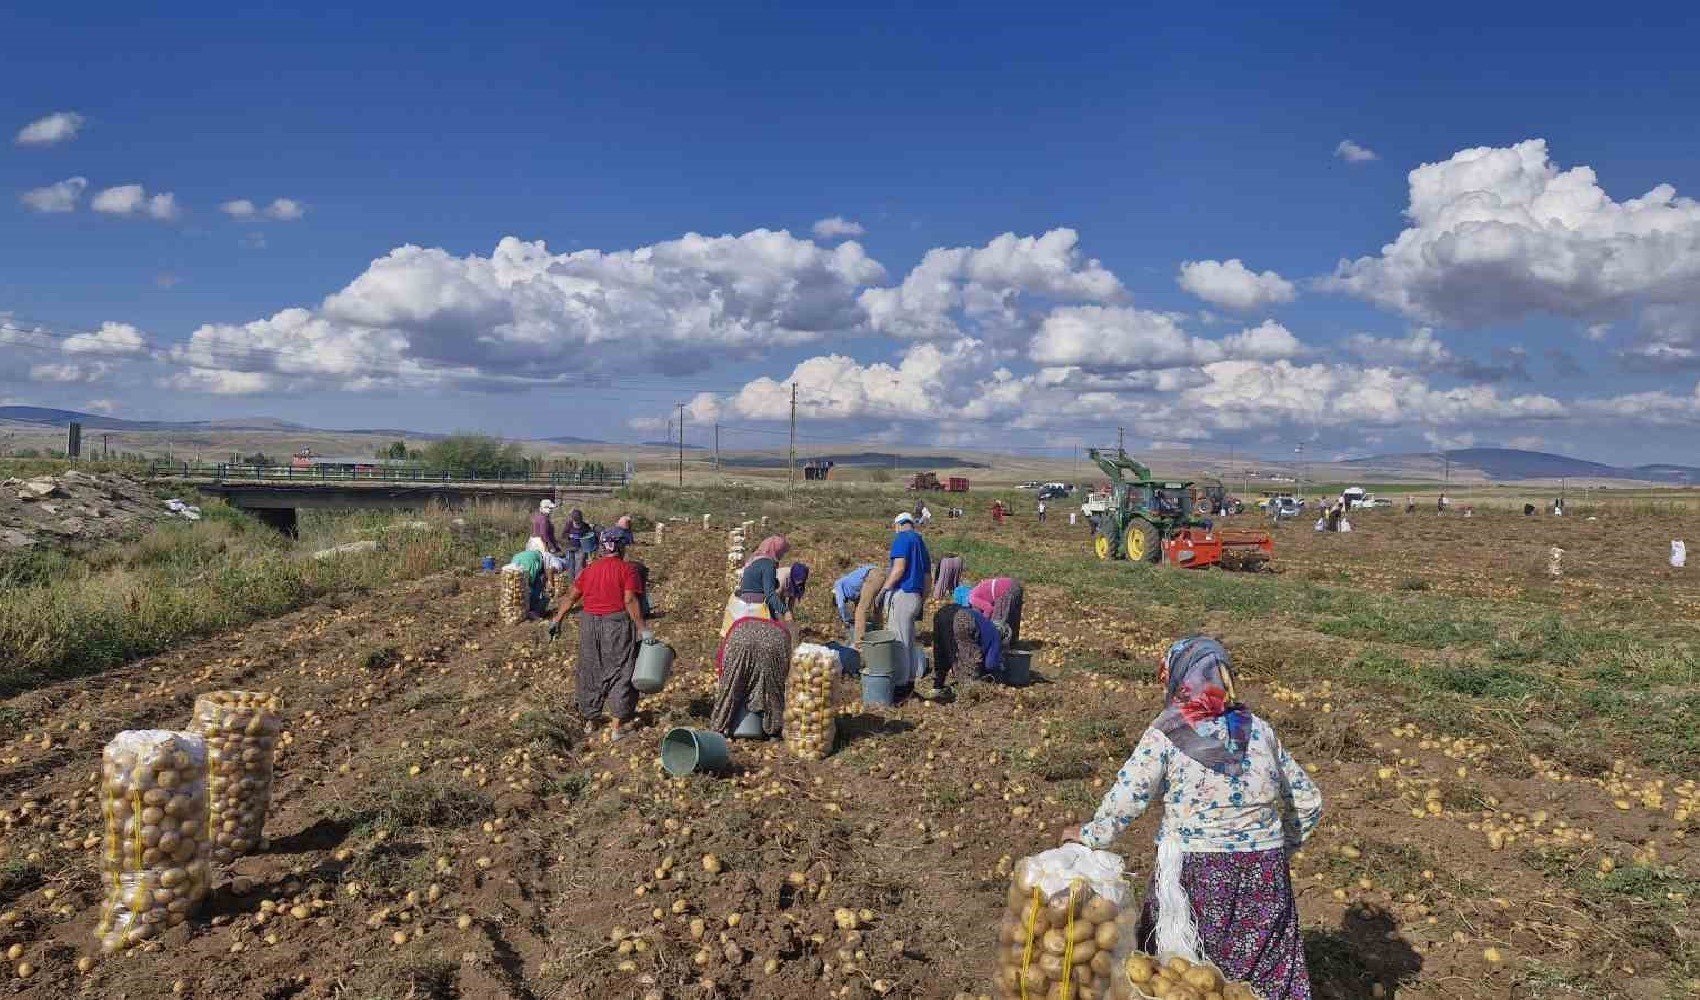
[1123,519,1162,564]
[1094,522,1120,560]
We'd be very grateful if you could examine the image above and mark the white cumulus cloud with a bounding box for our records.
[811,216,864,239]
[1029,308,1301,369]
[20,177,87,213]
[1329,139,1700,333]
[1334,139,1378,163]
[91,185,181,221]
[170,230,886,392]
[265,198,305,221]
[860,229,1124,346]
[61,322,149,356]
[1177,259,1296,312]
[30,361,112,384]
[16,111,85,146]
[220,199,257,218]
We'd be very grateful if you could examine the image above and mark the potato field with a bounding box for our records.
[0,487,1695,999]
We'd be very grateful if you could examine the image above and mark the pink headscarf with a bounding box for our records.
[745,535,790,568]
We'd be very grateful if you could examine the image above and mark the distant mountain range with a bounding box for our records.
[0,406,436,439]
[1341,447,1700,483]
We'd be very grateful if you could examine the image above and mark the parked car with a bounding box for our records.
[1018,481,1041,490]
[1038,484,1072,500]
[1366,496,1394,508]
[1267,496,1304,520]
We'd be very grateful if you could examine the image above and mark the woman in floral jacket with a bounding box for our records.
[1070,636,1323,1000]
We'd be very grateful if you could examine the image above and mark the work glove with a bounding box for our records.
[641,629,656,643]
[547,620,561,640]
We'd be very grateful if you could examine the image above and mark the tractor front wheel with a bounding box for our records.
[1124,520,1162,564]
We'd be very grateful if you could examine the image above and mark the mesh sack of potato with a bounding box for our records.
[188,691,283,864]
[784,642,839,760]
[499,564,528,625]
[1115,952,1259,1000]
[95,730,212,953]
[993,844,1131,1000]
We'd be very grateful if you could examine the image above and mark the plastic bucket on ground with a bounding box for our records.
[732,706,766,739]
[861,671,896,707]
[661,728,731,776]
[859,629,900,677]
[1003,649,1033,687]
[481,556,497,572]
[632,639,675,694]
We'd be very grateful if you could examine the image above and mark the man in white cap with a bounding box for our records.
[878,511,933,693]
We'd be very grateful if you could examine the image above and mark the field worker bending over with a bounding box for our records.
[926,585,1004,696]
[549,528,650,742]
[880,512,932,692]
[967,576,1024,644]
[1067,637,1323,1000]
[507,549,549,618]
[834,563,885,644]
[721,535,793,635]
[709,617,793,739]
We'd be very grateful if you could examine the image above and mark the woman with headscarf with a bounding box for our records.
[966,576,1024,644]
[931,554,965,603]
[609,514,651,616]
[562,508,592,580]
[721,535,792,635]
[708,617,793,739]
[547,529,650,742]
[1066,637,1323,1000]
[925,585,1004,697]
[776,562,810,612]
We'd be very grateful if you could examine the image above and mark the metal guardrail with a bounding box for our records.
[147,462,629,488]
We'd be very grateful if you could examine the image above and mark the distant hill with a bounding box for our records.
[0,406,309,433]
[720,451,990,470]
[1340,447,1700,483]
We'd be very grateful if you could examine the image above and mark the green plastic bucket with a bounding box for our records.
[632,638,675,694]
[661,728,731,776]
[860,629,900,676]
[1003,649,1032,687]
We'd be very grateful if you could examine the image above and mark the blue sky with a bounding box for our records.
[5,3,1700,463]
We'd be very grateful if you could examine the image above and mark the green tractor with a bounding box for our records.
[1085,449,1273,569]
[1087,448,1196,562]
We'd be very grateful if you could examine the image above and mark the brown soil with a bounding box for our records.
[0,502,1694,999]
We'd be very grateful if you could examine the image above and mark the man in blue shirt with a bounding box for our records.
[878,511,932,691]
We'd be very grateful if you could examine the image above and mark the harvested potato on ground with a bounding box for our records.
[95,731,212,954]
[189,691,283,864]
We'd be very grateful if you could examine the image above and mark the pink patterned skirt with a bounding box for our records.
[1136,848,1311,1000]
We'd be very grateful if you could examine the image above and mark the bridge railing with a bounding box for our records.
[147,462,630,488]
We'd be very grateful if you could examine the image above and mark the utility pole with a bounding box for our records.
[788,382,797,487]
[713,422,720,473]
[675,403,685,487]
[1117,426,1125,457]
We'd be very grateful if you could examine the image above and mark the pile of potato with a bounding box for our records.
[994,871,1125,1000]
[189,691,283,864]
[784,643,838,760]
[1117,953,1259,1000]
[498,564,528,624]
[95,731,212,953]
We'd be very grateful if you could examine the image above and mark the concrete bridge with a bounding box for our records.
[150,466,627,535]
